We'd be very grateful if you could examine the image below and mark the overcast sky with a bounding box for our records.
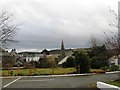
[0,0,119,52]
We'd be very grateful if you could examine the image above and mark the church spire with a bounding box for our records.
[61,40,64,50]
[60,40,65,59]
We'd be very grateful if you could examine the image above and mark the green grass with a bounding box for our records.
[2,68,105,76]
[89,83,97,88]
[2,67,76,76]
[107,80,120,87]
[89,80,120,88]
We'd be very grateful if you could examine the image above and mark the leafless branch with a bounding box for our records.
[0,11,19,48]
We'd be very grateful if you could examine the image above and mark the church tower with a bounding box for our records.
[60,40,65,60]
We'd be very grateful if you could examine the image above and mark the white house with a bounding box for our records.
[58,56,69,65]
[109,55,120,66]
[18,52,42,62]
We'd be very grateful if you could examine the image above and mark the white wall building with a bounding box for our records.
[109,56,120,66]
[18,52,42,62]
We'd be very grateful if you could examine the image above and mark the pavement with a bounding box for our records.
[1,72,119,89]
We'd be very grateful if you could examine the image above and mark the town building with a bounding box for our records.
[0,48,17,69]
[18,51,42,62]
[109,55,120,66]
[1,41,74,69]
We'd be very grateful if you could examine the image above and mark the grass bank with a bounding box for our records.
[107,80,120,87]
[2,68,106,76]
[2,67,76,76]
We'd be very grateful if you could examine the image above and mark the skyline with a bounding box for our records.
[0,0,119,52]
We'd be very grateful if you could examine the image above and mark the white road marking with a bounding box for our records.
[3,77,21,88]
[18,79,55,82]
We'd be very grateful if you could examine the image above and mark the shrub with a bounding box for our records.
[17,73,24,76]
[74,51,90,73]
[62,57,75,67]
[100,66,109,71]
[10,70,13,76]
[90,57,108,69]
[109,65,119,71]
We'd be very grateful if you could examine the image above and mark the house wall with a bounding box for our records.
[109,56,120,66]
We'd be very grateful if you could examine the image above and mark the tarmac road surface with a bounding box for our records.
[2,73,118,89]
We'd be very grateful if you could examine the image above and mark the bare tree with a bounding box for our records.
[89,35,103,48]
[0,11,19,48]
[47,55,57,74]
[104,32,119,55]
[90,36,97,48]
[104,7,120,56]
[105,5,120,80]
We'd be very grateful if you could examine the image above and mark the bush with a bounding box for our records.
[74,51,90,73]
[109,65,119,71]
[10,70,13,76]
[62,57,75,67]
[90,57,108,69]
[17,73,24,76]
[100,66,109,71]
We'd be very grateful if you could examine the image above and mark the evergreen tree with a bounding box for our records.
[74,51,90,73]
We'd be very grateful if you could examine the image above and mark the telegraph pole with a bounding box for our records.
[118,2,120,51]
[118,1,120,80]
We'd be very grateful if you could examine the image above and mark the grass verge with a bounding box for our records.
[106,80,120,87]
[2,67,76,76]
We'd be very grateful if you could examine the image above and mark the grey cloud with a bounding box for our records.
[0,0,119,51]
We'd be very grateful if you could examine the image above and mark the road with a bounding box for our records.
[2,73,118,89]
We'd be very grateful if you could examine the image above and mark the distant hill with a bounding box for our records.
[18,51,41,54]
[49,48,90,55]
[18,48,90,55]
[49,49,61,54]
[49,49,72,55]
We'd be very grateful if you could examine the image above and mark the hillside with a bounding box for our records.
[49,48,90,55]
